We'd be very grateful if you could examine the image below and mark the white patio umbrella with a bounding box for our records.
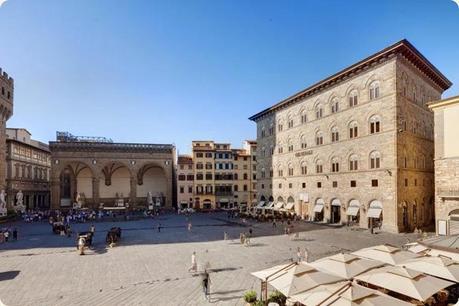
[351,244,420,265]
[322,282,413,306]
[289,281,349,305]
[251,263,294,281]
[399,256,459,282]
[254,262,344,297]
[354,266,454,302]
[309,253,385,279]
[407,243,430,255]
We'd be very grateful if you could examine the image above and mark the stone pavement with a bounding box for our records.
[0,213,420,306]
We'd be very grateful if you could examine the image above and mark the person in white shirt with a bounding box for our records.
[188,251,197,272]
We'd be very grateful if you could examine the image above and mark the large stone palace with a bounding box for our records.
[250,39,452,233]
[49,132,176,210]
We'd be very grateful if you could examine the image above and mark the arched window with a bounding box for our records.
[270,145,274,155]
[370,151,381,169]
[300,109,307,124]
[331,157,340,173]
[331,98,339,113]
[315,104,323,119]
[261,127,266,138]
[316,160,323,174]
[349,121,358,139]
[316,131,324,146]
[301,161,307,175]
[261,146,266,157]
[277,142,283,154]
[287,138,294,152]
[269,167,273,177]
[349,154,358,171]
[261,167,266,179]
[277,165,284,177]
[288,163,294,176]
[349,90,358,107]
[331,126,339,142]
[278,119,284,132]
[287,115,294,128]
[369,81,380,100]
[300,134,307,149]
[369,115,381,134]
[269,123,274,136]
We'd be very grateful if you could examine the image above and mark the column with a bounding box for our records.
[92,177,100,209]
[50,178,61,210]
[130,176,137,208]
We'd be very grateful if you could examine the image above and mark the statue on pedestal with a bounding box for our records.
[147,192,153,210]
[0,190,7,216]
[15,190,25,213]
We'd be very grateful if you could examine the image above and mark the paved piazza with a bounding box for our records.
[0,213,419,306]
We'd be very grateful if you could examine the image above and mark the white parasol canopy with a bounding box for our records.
[354,266,454,302]
[351,244,420,265]
[309,253,385,279]
[323,282,413,306]
[399,256,459,282]
[254,262,344,297]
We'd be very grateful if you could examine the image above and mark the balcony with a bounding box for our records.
[215,191,233,196]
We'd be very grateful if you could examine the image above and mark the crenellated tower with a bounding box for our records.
[0,67,14,190]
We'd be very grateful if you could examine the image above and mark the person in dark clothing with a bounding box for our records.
[158,223,161,232]
[12,228,17,241]
[202,270,210,300]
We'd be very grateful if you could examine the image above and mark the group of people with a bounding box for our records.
[0,227,17,243]
[22,209,51,222]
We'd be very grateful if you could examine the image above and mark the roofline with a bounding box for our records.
[7,138,50,153]
[249,39,452,121]
[428,95,459,110]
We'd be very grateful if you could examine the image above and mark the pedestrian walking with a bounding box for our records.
[304,248,309,263]
[248,227,253,237]
[272,219,276,228]
[90,224,95,234]
[12,228,17,241]
[78,237,86,255]
[202,269,211,300]
[296,247,302,262]
[158,223,161,232]
[4,230,9,242]
[188,222,192,232]
[188,251,197,272]
[223,231,228,240]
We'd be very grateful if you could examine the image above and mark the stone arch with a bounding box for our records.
[136,163,168,200]
[99,162,132,200]
[57,161,96,206]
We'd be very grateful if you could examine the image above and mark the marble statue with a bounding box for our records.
[16,190,24,206]
[0,190,7,216]
[147,192,153,205]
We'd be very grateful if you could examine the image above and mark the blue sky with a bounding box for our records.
[1,0,458,154]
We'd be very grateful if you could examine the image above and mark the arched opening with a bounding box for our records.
[368,200,383,231]
[313,198,325,222]
[401,202,409,230]
[330,198,341,224]
[346,199,360,225]
[99,163,131,206]
[448,209,459,235]
[202,199,212,210]
[260,195,266,202]
[137,164,168,207]
[59,162,94,208]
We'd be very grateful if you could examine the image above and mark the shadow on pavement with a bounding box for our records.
[0,270,20,281]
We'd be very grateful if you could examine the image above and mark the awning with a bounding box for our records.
[257,201,265,208]
[264,202,275,210]
[367,207,382,218]
[285,202,295,210]
[346,206,360,216]
[219,198,229,203]
[180,200,188,204]
[275,202,284,209]
[313,204,324,213]
[331,199,341,206]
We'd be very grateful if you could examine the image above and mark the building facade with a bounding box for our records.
[0,68,14,192]
[189,140,257,210]
[177,155,194,209]
[5,128,51,211]
[428,96,459,235]
[250,40,451,233]
[50,132,176,210]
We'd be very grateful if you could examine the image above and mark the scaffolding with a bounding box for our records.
[56,131,113,143]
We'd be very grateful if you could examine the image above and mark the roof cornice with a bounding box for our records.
[249,39,452,122]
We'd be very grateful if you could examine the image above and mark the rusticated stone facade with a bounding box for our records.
[250,39,451,233]
[0,68,14,191]
[429,95,459,235]
[50,139,176,210]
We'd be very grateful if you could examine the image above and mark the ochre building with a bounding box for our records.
[182,140,257,210]
[250,39,451,233]
[50,132,175,210]
[429,95,459,235]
